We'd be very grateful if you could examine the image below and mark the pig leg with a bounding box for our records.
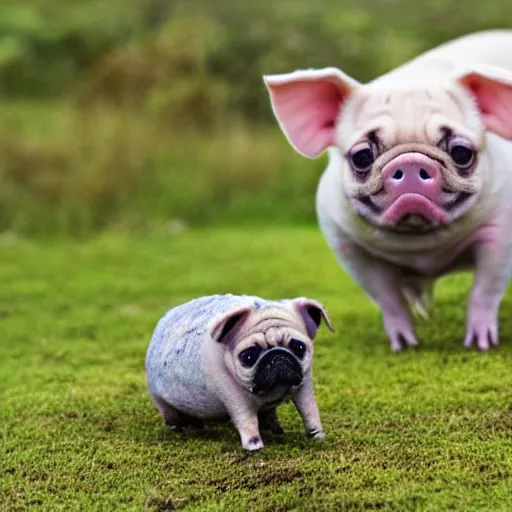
[402,278,435,320]
[324,229,418,350]
[464,239,512,350]
[258,408,284,434]
[291,376,325,440]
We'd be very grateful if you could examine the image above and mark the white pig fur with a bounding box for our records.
[264,30,512,351]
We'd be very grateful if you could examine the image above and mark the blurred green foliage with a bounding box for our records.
[0,0,510,235]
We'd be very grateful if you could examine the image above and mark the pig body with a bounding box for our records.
[265,30,512,350]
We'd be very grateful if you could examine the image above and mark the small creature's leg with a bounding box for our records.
[181,413,205,430]
[464,238,512,350]
[227,407,264,451]
[152,395,186,433]
[291,377,325,441]
[258,408,284,435]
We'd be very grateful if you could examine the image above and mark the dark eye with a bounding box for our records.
[289,339,306,359]
[239,346,262,367]
[449,137,475,170]
[349,142,375,175]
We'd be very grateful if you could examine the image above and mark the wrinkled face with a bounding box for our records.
[210,298,333,396]
[264,62,512,236]
[339,83,484,233]
[225,315,312,396]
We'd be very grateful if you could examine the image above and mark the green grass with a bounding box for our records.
[0,100,324,235]
[2,226,512,511]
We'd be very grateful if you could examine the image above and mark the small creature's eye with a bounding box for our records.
[289,339,307,359]
[239,346,262,367]
[448,136,475,171]
[349,141,376,176]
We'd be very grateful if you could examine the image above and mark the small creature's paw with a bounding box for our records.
[182,414,205,430]
[383,314,419,351]
[264,421,284,435]
[258,410,284,435]
[270,424,284,435]
[165,422,184,434]
[464,310,498,351]
[243,436,264,451]
[306,428,326,441]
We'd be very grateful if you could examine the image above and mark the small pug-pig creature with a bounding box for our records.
[264,30,512,351]
[145,294,334,451]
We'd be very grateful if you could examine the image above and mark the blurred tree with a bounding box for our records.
[0,0,510,234]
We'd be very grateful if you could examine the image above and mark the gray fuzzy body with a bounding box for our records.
[145,293,333,450]
[145,294,264,418]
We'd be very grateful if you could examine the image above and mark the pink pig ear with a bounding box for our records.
[263,68,359,158]
[456,65,512,140]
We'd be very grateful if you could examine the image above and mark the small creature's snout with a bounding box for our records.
[381,153,442,202]
[251,348,302,395]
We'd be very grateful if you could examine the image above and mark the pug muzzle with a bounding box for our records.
[251,348,303,395]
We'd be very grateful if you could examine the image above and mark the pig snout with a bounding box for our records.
[382,153,441,202]
[379,153,449,226]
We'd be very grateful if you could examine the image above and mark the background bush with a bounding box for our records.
[0,0,510,235]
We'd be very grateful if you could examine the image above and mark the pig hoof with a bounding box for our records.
[389,333,419,352]
[383,315,419,351]
[464,331,498,351]
[464,313,498,350]
[464,334,495,350]
[243,436,264,451]
[306,428,326,441]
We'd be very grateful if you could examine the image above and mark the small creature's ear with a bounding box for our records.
[290,298,335,339]
[210,307,252,343]
[455,64,512,140]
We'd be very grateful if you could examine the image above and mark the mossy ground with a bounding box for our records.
[2,227,512,511]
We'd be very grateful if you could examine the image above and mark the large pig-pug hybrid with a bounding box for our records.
[264,30,512,351]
